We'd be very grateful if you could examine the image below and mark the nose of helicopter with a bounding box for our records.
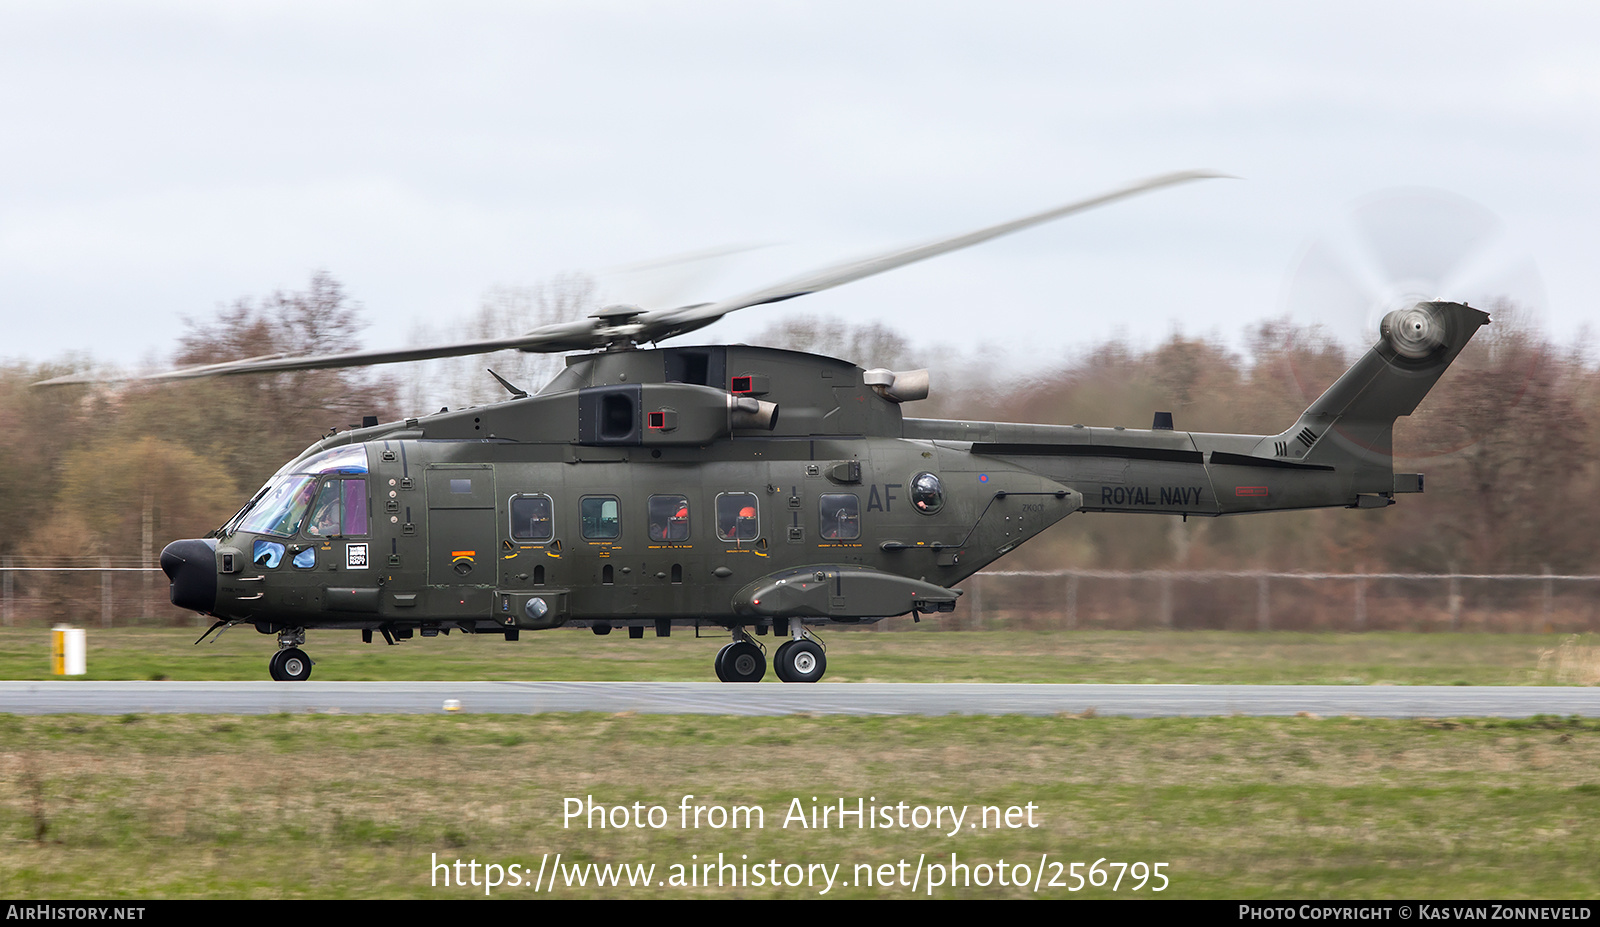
[161,538,218,614]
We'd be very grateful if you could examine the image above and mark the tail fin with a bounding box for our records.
[1265,301,1490,487]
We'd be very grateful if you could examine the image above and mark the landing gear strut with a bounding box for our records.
[268,627,313,681]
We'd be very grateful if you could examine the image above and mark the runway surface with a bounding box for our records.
[3,681,1599,717]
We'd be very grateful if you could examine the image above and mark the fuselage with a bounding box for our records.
[169,345,1084,637]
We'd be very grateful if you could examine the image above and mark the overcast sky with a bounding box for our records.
[2,2,1595,375]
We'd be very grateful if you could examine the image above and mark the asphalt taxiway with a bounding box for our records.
[3,681,1598,717]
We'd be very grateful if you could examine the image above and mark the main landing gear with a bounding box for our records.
[268,627,313,681]
[715,637,765,683]
[713,619,825,683]
[773,638,826,683]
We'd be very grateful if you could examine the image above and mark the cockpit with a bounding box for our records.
[227,445,371,541]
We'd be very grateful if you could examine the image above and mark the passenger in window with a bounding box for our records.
[820,495,860,540]
[716,494,760,541]
[912,472,944,514]
[648,495,689,542]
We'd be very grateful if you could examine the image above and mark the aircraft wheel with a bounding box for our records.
[772,640,796,682]
[272,648,313,682]
[713,643,732,682]
[776,640,825,683]
[722,641,765,683]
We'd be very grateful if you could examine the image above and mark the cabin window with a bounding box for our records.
[511,494,555,542]
[581,496,621,540]
[819,493,861,540]
[716,493,760,542]
[648,494,691,542]
[292,548,316,569]
[910,472,944,515]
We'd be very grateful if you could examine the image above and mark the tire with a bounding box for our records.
[772,640,796,683]
[277,647,313,682]
[713,643,732,682]
[776,639,825,683]
[722,641,765,683]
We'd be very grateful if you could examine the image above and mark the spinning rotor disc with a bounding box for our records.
[1281,188,1547,461]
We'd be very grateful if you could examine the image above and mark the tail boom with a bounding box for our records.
[905,301,1488,517]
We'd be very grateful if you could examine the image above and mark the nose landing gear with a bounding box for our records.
[268,627,313,681]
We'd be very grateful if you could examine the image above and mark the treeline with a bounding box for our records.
[0,273,397,614]
[0,273,1590,624]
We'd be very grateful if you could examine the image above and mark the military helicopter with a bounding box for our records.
[56,171,1489,682]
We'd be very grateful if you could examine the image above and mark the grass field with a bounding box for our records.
[3,712,1599,899]
[4,629,1599,899]
[4,627,1600,685]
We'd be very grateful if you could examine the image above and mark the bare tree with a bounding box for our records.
[400,274,598,412]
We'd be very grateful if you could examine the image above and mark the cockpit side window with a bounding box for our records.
[232,445,370,538]
[305,479,368,538]
[305,482,342,537]
[342,479,368,535]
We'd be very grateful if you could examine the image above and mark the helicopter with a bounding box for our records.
[53,170,1490,682]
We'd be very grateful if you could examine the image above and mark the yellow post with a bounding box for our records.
[51,626,86,676]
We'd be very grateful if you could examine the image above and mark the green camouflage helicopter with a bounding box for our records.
[64,171,1486,682]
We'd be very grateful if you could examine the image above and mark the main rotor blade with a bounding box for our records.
[35,170,1225,387]
[631,169,1228,341]
[35,318,610,385]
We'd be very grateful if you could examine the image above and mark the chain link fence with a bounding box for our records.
[927,569,1600,633]
[3,559,1597,632]
[0,558,173,627]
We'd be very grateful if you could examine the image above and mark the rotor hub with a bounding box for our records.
[1380,303,1446,359]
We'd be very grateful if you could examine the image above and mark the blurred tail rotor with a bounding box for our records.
[1281,188,1548,460]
